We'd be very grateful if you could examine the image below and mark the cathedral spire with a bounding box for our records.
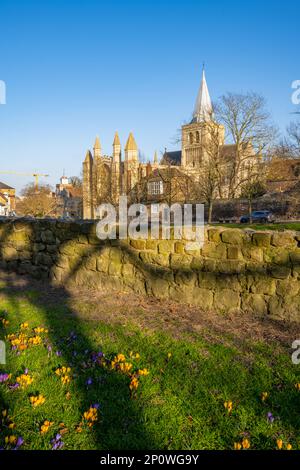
[124,132,138,162]
[113,131,121,146]
[125,132,138,152]
[84,149,93,163]
[192,66,213,123]
[94,136,101,150]
[93,136,101,158]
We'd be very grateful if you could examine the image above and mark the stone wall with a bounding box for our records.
[0,218,300,321]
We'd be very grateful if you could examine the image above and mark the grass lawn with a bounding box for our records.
[212,222,300,231]
[1,273,300,450]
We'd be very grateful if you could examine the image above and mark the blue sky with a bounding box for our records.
[0,0,299,193]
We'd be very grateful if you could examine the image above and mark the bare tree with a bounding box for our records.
[272,121,300,159]
[68,176,83,189]
[287,121,300,157]
[240,172,267,223]
[197,119,226,223]
[215,92,277,198]
[16,184,57,218]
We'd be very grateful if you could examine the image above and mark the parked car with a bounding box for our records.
[240,210,275,224]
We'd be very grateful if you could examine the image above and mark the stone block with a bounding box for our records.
[2,246,18,260]
[271,232,296,247]
[252,232,271,247]
[146,239,158,251]
[130,239,146,250]
[174,241,185,254]
[221,229,245,245]
[201,242,227,259]
[214,289,240,311]
[170,253,191,270]
[158,240,174,254]
[250,277,276,295]
[241,293,267,316]
[269,266,291,279]
[227,246,244,260]
[276,279,299,297]
[207,228,222,243]
[41,230,56,244]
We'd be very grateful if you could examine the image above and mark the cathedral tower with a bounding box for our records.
[181,67,224,168]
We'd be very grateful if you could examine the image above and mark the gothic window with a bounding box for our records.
[189,132,194,144]
[96,163,111,203]
[195,131,200,143]
[148,180,163,195]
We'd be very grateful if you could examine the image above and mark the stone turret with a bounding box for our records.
[124,132,139,194]
[124,132,138,161]
[83,150,94,219]
[93,136,101,158]
[112,131,121,163]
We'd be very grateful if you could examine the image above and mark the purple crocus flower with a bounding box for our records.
[56,351,62,357]
[91,351,104,363]
[92,403,100,409]
[267,412,275,423]
[51,434,64,450]
[0,373,10,383]
[52,441,64,450]
[86,377,93,386]
[9,382,20,390]
[24,368,29,375]
[15,437,24,449]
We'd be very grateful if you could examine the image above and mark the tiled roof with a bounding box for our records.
[160,151,182,166]
[0,181,14,190]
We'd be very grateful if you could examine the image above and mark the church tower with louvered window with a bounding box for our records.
[181,67,225,170]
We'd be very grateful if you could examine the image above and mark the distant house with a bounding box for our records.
[55,176,83,218]
[0,181,16,215]
[130,167,198,205]
[266,158,300,193]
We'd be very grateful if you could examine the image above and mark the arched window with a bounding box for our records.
[195,131,200,143]
[189,132,194,144]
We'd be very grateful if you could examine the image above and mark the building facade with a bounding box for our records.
[55,176,83,218]
[83,70,257,219]
[0,182,16,216]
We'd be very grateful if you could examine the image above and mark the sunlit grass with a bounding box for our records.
[213,222,300,231]
[1,290,300,450]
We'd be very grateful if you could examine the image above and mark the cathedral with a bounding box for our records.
[83,70,256,219]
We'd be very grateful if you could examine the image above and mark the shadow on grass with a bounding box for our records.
[0,273,158,450]
[0,221,160,449]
